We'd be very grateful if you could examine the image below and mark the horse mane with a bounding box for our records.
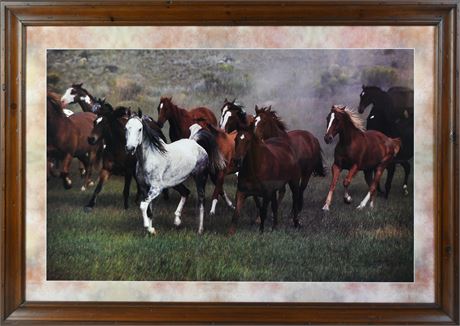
[112,106,130,119]
[257,106,287,131]
[142,118,167,153]
[334,105,366,132]
[363,85,383,92]
[47,91,65,115]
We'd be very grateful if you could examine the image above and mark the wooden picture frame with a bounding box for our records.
[1,1,458,324]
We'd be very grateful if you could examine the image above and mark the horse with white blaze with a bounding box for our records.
[125,110,221,235]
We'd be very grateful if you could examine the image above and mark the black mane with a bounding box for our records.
[142,118,167,153]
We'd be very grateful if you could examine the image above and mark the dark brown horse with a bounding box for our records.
[156,97,217,141]
[191,119,238,215]
[253,106,325,210]
[61,83,103,113]
[229,127,302,234]
[47,92,101,190]
[322,105,401,211]
[219,98,255,133]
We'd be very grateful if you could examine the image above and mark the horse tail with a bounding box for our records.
[313,139,327,177]
[192,129,226,174]
[392,137,402,157]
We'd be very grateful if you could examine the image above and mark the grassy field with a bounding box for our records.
[47,161,413,282]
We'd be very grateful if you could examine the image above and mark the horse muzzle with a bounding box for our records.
[357,104,366,114]
[324,134,334,144]
[125,145,136,155]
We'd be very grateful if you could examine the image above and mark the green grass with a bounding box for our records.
[47,162,413,282]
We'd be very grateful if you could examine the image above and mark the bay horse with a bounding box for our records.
[189,120,237,214]
[126,110,224,235]
[358,85,414,197]
[156,97,217,141]
[254,106,326,210]
[229,126,302,234]
[47,92,101,190]
[61,83,102,113]
[219,98,255,133]
[322,105,401,211]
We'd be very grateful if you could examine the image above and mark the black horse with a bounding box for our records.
[358,85,414,197]
[85,100,169,212]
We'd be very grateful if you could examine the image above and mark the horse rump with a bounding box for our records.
[313,149,327,177]
[191,128,226,174]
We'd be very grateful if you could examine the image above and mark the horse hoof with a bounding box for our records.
[322,204,330,211]
[254,216,261,225]
[356,205,365,210]
[343,196,352,204]
[88,181,95,187]
[197,229,204,235]
[84,206,93,213]
[64,183,72,190]
[147,227,157,235]
[80,186,86,192]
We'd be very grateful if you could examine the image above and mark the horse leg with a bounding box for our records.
[277,185,287,207]
[357,166,385,210]
[364,169,373,187]
[222,190,234,209]
[194,172,208,234]
[210,171,224,215]
[140,186,162,235]
[270,192,279,232]
[298,171,312,212]
[78,160,86,177]
[384,163,396,199]
[322,164,341,211]
[60,153,74,190]
[259,197,269,233]
[84,168,110,212]
[252,196,262,225]
[288,180,301,228]
[401,161,411,196]
[123,172,133,209]
[229,191,246,235]
[343,164,359,204]
[171,184,191,228]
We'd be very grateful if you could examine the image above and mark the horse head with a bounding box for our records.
[219,99,246,132]
[157,96,173,128]
[125,115,143,155]
[358,85,381,113]
[61,83,93,108]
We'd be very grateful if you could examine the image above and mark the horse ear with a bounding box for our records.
[362,84,365,89]
[255,105,259,113]
[169,96,172,101]
[137,108,143,118]
[268,105,272,111]
[224,98,228,103]
[232,98,236,104]
[101,96,106,103]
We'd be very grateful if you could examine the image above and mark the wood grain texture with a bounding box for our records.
[1,1,458,324]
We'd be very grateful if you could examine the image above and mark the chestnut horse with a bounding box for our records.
[47,92,101,190]
[229,127,302,234]
[219,98,255,133]
[156,97,217,141]
[190,119,238,214]
[322,105,401,211]
[253,106,326,210]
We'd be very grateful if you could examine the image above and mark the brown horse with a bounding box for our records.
[47,92,101,190]
[191,118,238,214]
[253,106,325,210]
[219,98,255,133]
[322,105,401,211]
[156,97,217,141]
[229,127,302,234]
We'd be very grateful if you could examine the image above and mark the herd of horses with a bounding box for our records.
[48,83,414,235]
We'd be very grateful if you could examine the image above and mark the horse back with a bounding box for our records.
[190,107,218,126]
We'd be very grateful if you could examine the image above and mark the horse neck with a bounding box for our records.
[241,138,265,177]
[138,135,166,166]
[105,120,125,150]
[338,120,363,146]
[263,121,287,139]
[47,107,66,132]
[169,104,192,137]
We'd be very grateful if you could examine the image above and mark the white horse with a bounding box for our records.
[125,111,210,235]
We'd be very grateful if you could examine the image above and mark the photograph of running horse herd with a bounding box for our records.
[47,49,414,282]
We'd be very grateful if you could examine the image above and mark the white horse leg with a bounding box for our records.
[222,191,235,209]
[210,199,218,215]
[357,192,371,210]
[174,196,187,227]
[198,203,205,234]
[140,186,161,234]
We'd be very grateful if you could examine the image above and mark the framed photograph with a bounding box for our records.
[1,1,458,324]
